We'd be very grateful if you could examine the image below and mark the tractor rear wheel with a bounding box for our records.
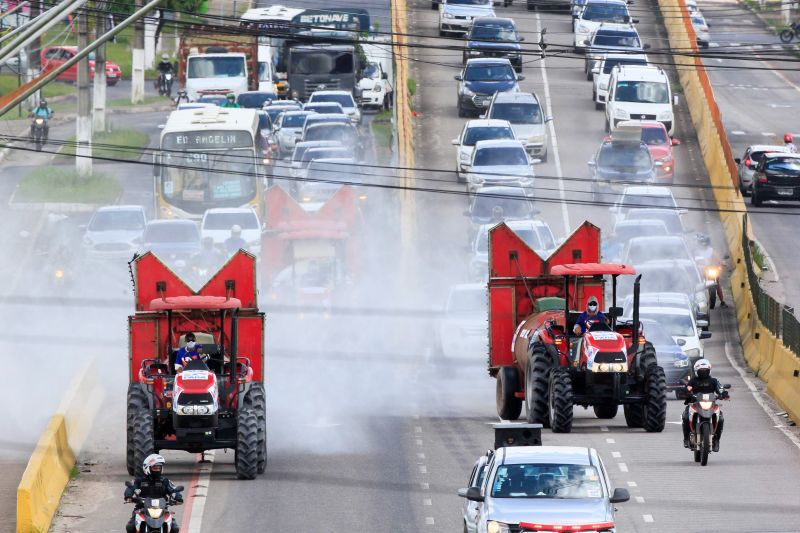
[496,366,522,420]
[126,384,148,475]
[624,403,644,428]
[643,366,667,433]
[593,404,618,419]
[549,369,573,433]
[526,344,552,427]
[235,407,259,480]
[244,384,268,474]
[131,410,154,477]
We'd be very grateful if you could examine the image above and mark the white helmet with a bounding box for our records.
[143,453,166,477]
[231,224,242,235]
[162,53,169,61]
[694,358,711,378]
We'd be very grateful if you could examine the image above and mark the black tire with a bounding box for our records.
[549,369,573,433]
[586,67,593,81]
[643,366,667,433]
[431,1,438,9]
[527,0,536,10]
[131,410,154,478]
[593,404,618,419]
[604,117,611,133]
[526,344,552,426]
[540,151,548,163]
[126,384,149,476]
[624,403,644,428]
[35,140,42,152]
[595,100,603,111]
[751,187,762,207]
[244,384,267,474]
[639,342,657,372]
[235,407,259,480]
[709,287,717,310]
[504,0,511,6]
[693,442,701,462]
[496,366,522,420]
[700,422,710,466]
[779,29,794,43]
[457,104,467,118]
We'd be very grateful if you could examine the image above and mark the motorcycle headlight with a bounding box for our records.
[147,507,164,519]
[614,108,629,119]
[487,521,510,533]
[685,348,701,359]
[699,400,714,410]
[35,118,44,125]
[704,265,720,279]
[674,358,690,367]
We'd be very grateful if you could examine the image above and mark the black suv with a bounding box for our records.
[463,17,524,72]
[751,153,800,206]
[589,138,657,202]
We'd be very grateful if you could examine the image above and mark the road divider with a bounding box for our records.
[16,360,103,533]
[657,0,800,424]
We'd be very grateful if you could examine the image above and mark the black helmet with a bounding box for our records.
[40,99,47,107]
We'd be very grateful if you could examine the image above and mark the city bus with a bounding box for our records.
[154,107,267,220]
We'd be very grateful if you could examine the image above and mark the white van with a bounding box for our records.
[605,65,674,135]
[257,44,277,93]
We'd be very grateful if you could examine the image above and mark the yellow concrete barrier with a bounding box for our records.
[766,344,800,423]
[16,361,102,533]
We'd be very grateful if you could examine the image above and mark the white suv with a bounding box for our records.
[592,53,648,109]
[439,0,495,37]
[605,65,674,135]
[573,0,634,52]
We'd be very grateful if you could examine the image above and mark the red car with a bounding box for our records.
[620,120,678,183]
[40,46,122,85]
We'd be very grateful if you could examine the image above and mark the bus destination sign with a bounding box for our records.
[162,130,252,150]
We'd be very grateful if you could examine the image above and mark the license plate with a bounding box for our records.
[777,188,793,196]
[477,99,489,107]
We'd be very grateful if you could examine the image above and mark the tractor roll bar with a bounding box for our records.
[631,274,642,351]
[230,308,239,386]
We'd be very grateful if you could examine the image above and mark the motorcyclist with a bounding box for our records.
[696,233,727,308]
[573,296,607,336]
[174,89,190,107]
[221,92,240,108]
[30,99,54,140]
[125,454,183,533]
[682,359,729,452]
[156,54,174,95]
[224,225,247,255]
[491,205,505,224]
[174,332,204,373]
[784,133,797,154]
[192,236,225,271]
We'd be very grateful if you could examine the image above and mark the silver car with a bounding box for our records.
[461,445,629,532]
[465,140,536,194]
[485,92,550,161]
[273,110,316,158]
[307,90,361,124]
[452,119,516,183]
[734,144,788,195]
[436,283,489,362]
[82,205,146,261]
[470,219,556,280]
[439,0,495,37]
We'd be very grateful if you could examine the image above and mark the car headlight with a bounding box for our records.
[599,81,608,90]
[577,24,590,33]
[373,83,382,92]
[527,134,544,144]
[594,362,628,373]
[674,358,690,367]
[614,108,629,119]
[468,174,485,185]
[487,522,511,533]
[443,12,455,18]
[469,49,481,55]
[685,348,701,359]
[657,110,673,120]
[147,507,164,519]
[459,151,470,161]
[460,85,475,96]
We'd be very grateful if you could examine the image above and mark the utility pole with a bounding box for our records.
[132,0,145,103]
[24,0,41,110]
[76,7,92,177]
[93,2,107,132]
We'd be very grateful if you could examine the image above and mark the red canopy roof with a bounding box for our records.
[550,263,636,277]
[149,296,242,310]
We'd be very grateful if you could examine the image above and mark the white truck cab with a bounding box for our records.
[185,52,249,101]
[605,65,674,135]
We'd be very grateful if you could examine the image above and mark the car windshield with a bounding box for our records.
[302,149,351,163]
[305,124,356,143]
[464,126,515,146]
[582,2,629,21]
[642,127,669,145]
[447,288,486,312]
[640,319,679,346]
[448,0,492,4]
[281,113,311,128]
[145,224,198,243]
[611,222,667,242]
[266,106,299,122]
[641,312,695,337]
[363,63,381,78]
[624,209,683,233]
[310,93,355,108]
[187,56,246,78]
[89,210,144,232]
[471,192,532,219]
[619,193,674,213]
[621,266,693,297]
[237,92,276,108]
[305,103,344,113]
[765,158,800,175]
[594,32,640,47]
[306,116,349,128]
[464,64,516,82]
[603,58,647,74]
[203,212,259,230]
[478,227,543,252]
[598,145,652,169]
[626,239,689,264]
[491,464,604,499]
[490,103,542,125]
[474,147,528,166]
[470,25,518,41]
[197,96,226,106]
[614,81,669,104]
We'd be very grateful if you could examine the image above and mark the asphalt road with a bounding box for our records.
[700,0,800,305]
[36,1,800,532]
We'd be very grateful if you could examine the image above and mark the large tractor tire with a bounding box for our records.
[642,366,667,433]
[244,384,268,474]
[624,403,644,428]
[131,410,155,477]
[549,369,573,433]
[126,384,149,475]
[593,404,619,419]
[526,344,552,427]
[496,366,522,420]
[639,342,657,371]
[235,407,259,480]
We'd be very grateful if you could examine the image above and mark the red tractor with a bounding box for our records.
[488,222,666,433]
[126,250,266,479]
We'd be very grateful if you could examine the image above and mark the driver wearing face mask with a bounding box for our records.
[174,333,204,373]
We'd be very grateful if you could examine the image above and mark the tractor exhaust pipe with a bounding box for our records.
[230,308,239,386]
[631,274,642,353]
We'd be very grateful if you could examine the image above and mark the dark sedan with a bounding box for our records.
[751,153,800,206]
[589,138,657,203]
[462,17,524,72]
[455,58,523,117]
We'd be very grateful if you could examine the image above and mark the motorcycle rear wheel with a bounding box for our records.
[700,423,711,466]
[779,29,795,43]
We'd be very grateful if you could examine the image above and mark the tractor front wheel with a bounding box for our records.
[593,404,618,419]
[131,410,154,477]
[624,403,644,428]
[643,366,667,432]
[126,384,148,476]
[235,407,259,480]
[526,345,552,427]
[496,366,522,420]
[549,369,573,433]
[244,384,267,474]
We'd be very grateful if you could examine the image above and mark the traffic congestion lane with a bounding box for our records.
[701,0,800,305]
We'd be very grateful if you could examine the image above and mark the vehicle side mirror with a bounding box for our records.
[734,157,741,164]
[672,138,681,146]
[723,383,731,389]
[676,338,687,346]
[545,116,553,122]
[157,124,165,129]
[454,74,463,81]
[632,18,640,23]
[643,43,651,49]
[587,160,596,167]
[457,488,468,498]
[465,486,484,502]
[519,36,525,41]
[530,158,542,165]
[610,488,630,503]
[592,65,600,73]
[479,114,486,119]
[700,331,712,340]
[584,40,591,46]
[452,138,460,145]
[517,75,525,81]
[382,72,388,79]
[174,485,185,492]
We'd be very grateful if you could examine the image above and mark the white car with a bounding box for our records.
[622,235,695,266]
[290,140,344,179]
[307,90,361,124]
[611,185,680,223]
[452,119,516,182]
[465,139,536,194]
[461,451,493,533]
[437,283,488,361]
[82,205,147,261]
[605,65,674,135]
[357,62,393,109]
[691,12,710,48]
[299,113,351,141]
[439,0,495,37]
[573,0,633,52]
[273,110,316,158]
[200,208,262,257]
[592,53,648,109]
[470,219,556,280]
[628,305,711,369]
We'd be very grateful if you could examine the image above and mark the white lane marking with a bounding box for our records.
[605,438,615,444]
[617,462,629,473]
[627,481,638,487]
[611,451,621,458]
[423,498,432,506]
[425,517,435,525]
[421,482,430,490]
[419,465,428,474]
[723,340,800,450]
[643,514,654,523]
[762,132,775,137]
[416,439,423,446]
[415,426,423,433]
[186,451,215,533]
[535,12,569,236]
[731,130,746,135]
[666,421,682,425]
[636,496,646,504]
[417,453,426,460]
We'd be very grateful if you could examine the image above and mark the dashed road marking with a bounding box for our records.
[419,465,428,474]
[611,451,621,458]
[600,426,609,432]
[421,482,430,490]
[627,481,638,487]
[636,496,646,504]
[606,438,615,444]
[617,462,629,473]
[423,498,432,506]
[415,426,423,433]
[731,130,746,135]
[416,439,423,446]
[417,453,426,460]
[643,514,655,523]
[425,517,435,525]
[762,132,775,137]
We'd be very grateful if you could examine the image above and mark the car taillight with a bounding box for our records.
[520,522,615,532]
[758,175,768,183]
[744,158,751,166]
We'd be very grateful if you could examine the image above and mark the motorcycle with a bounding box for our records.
[779,22,800,43]
[704,264,721,309]
[125,481,184,532]
[687,385,730,466]
[158,72,173,98]
[30,117,47,151]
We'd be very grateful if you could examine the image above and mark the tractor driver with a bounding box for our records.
[174,333,204,373]
[572,296,607,336]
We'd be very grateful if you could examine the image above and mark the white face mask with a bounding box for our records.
[186,341,196,350]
